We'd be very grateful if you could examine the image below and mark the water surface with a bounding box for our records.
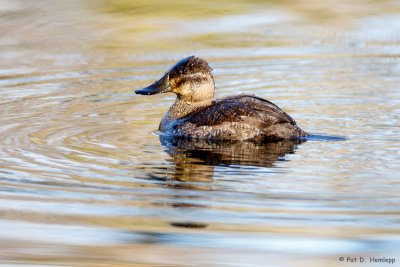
[1,0,400,266]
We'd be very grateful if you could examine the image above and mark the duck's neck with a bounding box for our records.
[159,97,212,131]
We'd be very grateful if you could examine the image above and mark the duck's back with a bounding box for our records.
[171,94,308,142]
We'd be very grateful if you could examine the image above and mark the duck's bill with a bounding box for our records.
[135,76,171,95]
[135,84,163,95]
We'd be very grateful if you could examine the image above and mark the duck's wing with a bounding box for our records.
[185,94,297,128]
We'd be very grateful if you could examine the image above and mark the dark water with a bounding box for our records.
[1,0,400,266]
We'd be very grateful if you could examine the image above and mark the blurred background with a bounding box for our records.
[1,0,400,266]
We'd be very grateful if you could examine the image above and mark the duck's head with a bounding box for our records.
[135,56,215,103]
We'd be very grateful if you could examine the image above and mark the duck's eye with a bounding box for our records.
[180,67,188,75]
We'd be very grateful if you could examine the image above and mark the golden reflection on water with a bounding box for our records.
[1,0,400,266]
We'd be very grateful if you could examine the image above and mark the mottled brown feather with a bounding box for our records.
[172,95,307,142]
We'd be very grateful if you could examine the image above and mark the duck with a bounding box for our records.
[135,56,308,142]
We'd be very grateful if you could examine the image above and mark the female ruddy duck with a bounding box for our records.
[135,56,308,142]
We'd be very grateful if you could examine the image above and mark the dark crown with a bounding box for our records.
[168,56,212,79]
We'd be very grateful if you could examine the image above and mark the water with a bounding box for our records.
[1,0,400,266]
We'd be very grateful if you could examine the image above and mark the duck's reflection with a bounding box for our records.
[147,136,305,229]
[160,135,304,183]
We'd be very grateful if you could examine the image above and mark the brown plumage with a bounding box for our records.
[135,56,308,142]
